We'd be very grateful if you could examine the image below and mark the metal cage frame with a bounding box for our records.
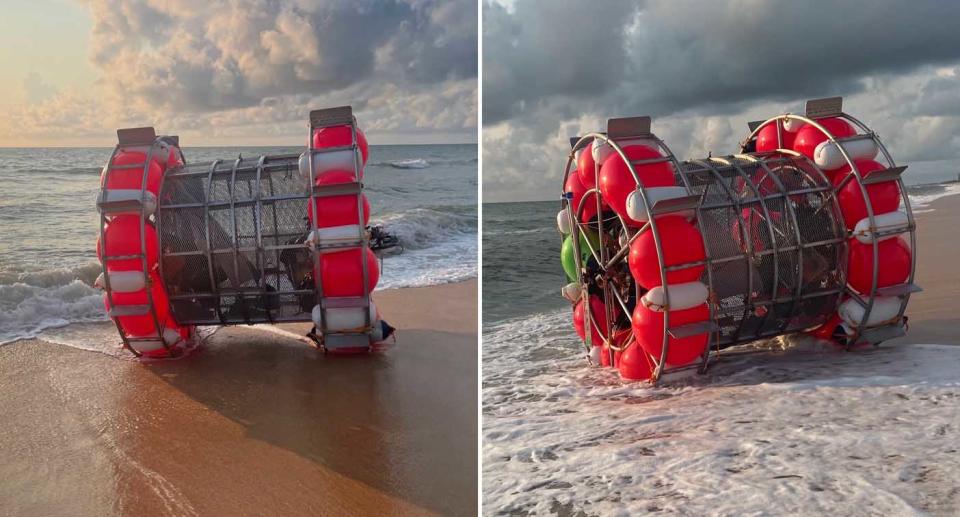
[742,97,920,346]
[560,97,919,384]
[98,106,378,355]
[97,127,187,357]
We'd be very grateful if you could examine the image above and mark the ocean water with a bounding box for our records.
[482,175,960,514]
[0,144,477,346]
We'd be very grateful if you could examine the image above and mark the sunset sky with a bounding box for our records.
[0,0,477,147]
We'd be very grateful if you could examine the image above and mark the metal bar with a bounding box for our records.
[139,138,169,353]
[110,163,150,171]
[860,324,906,343]
[309,115,326,336]
[321,296,369,309]
[351,118,372,336]
[698,185,833,209]
[630,156,673,166]
[253,155,270,324]
[203,160,226,325]
[165,159,300,178]
[875,283,922,297]
[668,321,720,339]
[312,182,363,197]
[228,156,247,322]
[170,289,315,300]
[169,315,314,326]
[861,166,907,185]
[560,140,593,358]
[651,194,700,216]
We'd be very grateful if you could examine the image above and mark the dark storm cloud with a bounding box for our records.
[483,0,960,201]
[483,0,637,123]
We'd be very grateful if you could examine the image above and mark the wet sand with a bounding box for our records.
[894,194,960,345]
[0,280,477,517]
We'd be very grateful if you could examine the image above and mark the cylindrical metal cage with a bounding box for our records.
[677,153,846,346]
[97,106,379,357]
[559,97,918,384]
[157,154,315,325]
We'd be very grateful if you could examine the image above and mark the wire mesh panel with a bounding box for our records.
[157,154,315,325]
[679,153,846,349]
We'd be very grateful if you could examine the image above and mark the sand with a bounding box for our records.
[0,279,477,517]
[894,195,960,345]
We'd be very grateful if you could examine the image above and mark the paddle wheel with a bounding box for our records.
[96,106,391,358]
[559,97,919,384]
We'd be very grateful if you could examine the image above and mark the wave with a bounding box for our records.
[0,279,106,345]
[0,262,102,288]
[0,262,109,344]
[368,158,431,169]
[906,181,960,211]
[372,207,477,289]
[369,156,477,169]
[372,207,476,251]
[385,158,431,169]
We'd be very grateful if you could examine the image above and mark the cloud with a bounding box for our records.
[483,0,960,201]
[1,0,476,145]
[22,73,58,104]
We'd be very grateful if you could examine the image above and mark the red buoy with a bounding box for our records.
[103,150,165,195]
[318,248,380,297]
[599,145,676,226]
[846,237,911,294]
[793,117,855,160]
[632,302,709,367]
[564,169,604,223]
[573,295,608,346]
[166,146,184,169]
[307,170,371,228]
[576,141,598,189]
[756,120,799,152]
[313,126,369,165]
[628,215,706,288]
[97,215,159,272]
[833,159,901,230]
[618,342,654,381]
[104,272,180,339]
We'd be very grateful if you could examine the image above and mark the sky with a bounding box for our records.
[483,0,960,202]
[0,0,477,147]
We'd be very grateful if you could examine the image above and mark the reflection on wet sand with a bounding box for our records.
[0,280,477,516]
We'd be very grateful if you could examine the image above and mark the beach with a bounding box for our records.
[0,279,477,516]
[894,193,960,345]
[482,191,960,515]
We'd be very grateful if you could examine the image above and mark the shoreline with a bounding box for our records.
[892,191,960,344]
[0,279,477,516]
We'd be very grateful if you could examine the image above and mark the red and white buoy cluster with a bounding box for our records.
[560,104,915,384]
[561,138,711,382]
[300,124,384,353]
[755,116,910,337]
[97,141,191,358]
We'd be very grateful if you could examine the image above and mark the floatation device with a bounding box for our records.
[599,144,676,226]
[560,230,601,281]
[558,97,919,385]
[95,106,391,358]
[573,295,608,348]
